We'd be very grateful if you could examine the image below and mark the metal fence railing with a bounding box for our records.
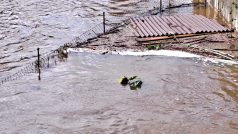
[0,0,207,86]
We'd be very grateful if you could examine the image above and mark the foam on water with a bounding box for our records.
[68,48,238,66]
[113,50,201,58]
[68,48,201,57]
[201,57,238,65]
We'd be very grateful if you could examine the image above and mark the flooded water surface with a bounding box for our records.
[0,0,159,74]
[0,0,228,75]
[1,53,238,133]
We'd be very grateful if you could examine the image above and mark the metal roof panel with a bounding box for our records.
[130,15,233,38]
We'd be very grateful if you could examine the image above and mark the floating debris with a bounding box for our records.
[119,76,129,86]
[119,76,143,90]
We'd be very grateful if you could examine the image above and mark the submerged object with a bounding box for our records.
[119,76,129,86]
[129,80,143,88]
[119,76,143,90]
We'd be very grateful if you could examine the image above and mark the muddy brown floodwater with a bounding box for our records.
[1,53,238,133]
[0,0,227,76]
[0,0,162,77]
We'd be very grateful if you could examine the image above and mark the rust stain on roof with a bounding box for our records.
[130,15,233,38]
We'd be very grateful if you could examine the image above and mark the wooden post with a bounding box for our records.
[169,0,171,8]
[103,12,106,34]
[47,56,50,68]
[37,48,41,80]
[160,0,162,13]
[168,0,171,15]
[205,0,207,7]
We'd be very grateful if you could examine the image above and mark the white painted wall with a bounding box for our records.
[207,0,238,30]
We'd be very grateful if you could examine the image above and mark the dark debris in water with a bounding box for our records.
[119,76,143,90]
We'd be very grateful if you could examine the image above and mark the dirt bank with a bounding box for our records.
[71,23,238,62]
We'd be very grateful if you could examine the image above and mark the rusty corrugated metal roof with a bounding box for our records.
[130,15,233,38]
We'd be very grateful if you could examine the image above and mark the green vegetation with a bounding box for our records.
[119,76,143,90]
[147,45,161,50]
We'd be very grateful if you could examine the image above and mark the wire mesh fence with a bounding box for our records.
[0,50,65,85]
[165,0,205,7]
[0,0,207,86]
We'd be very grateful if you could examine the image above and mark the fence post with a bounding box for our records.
[37,48,41,80]
[47,56,50,68]
[160,0,162,13]
[103,12,106,34]
[169,0,171,8]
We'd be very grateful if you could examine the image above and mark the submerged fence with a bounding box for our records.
[0,0,207,86]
